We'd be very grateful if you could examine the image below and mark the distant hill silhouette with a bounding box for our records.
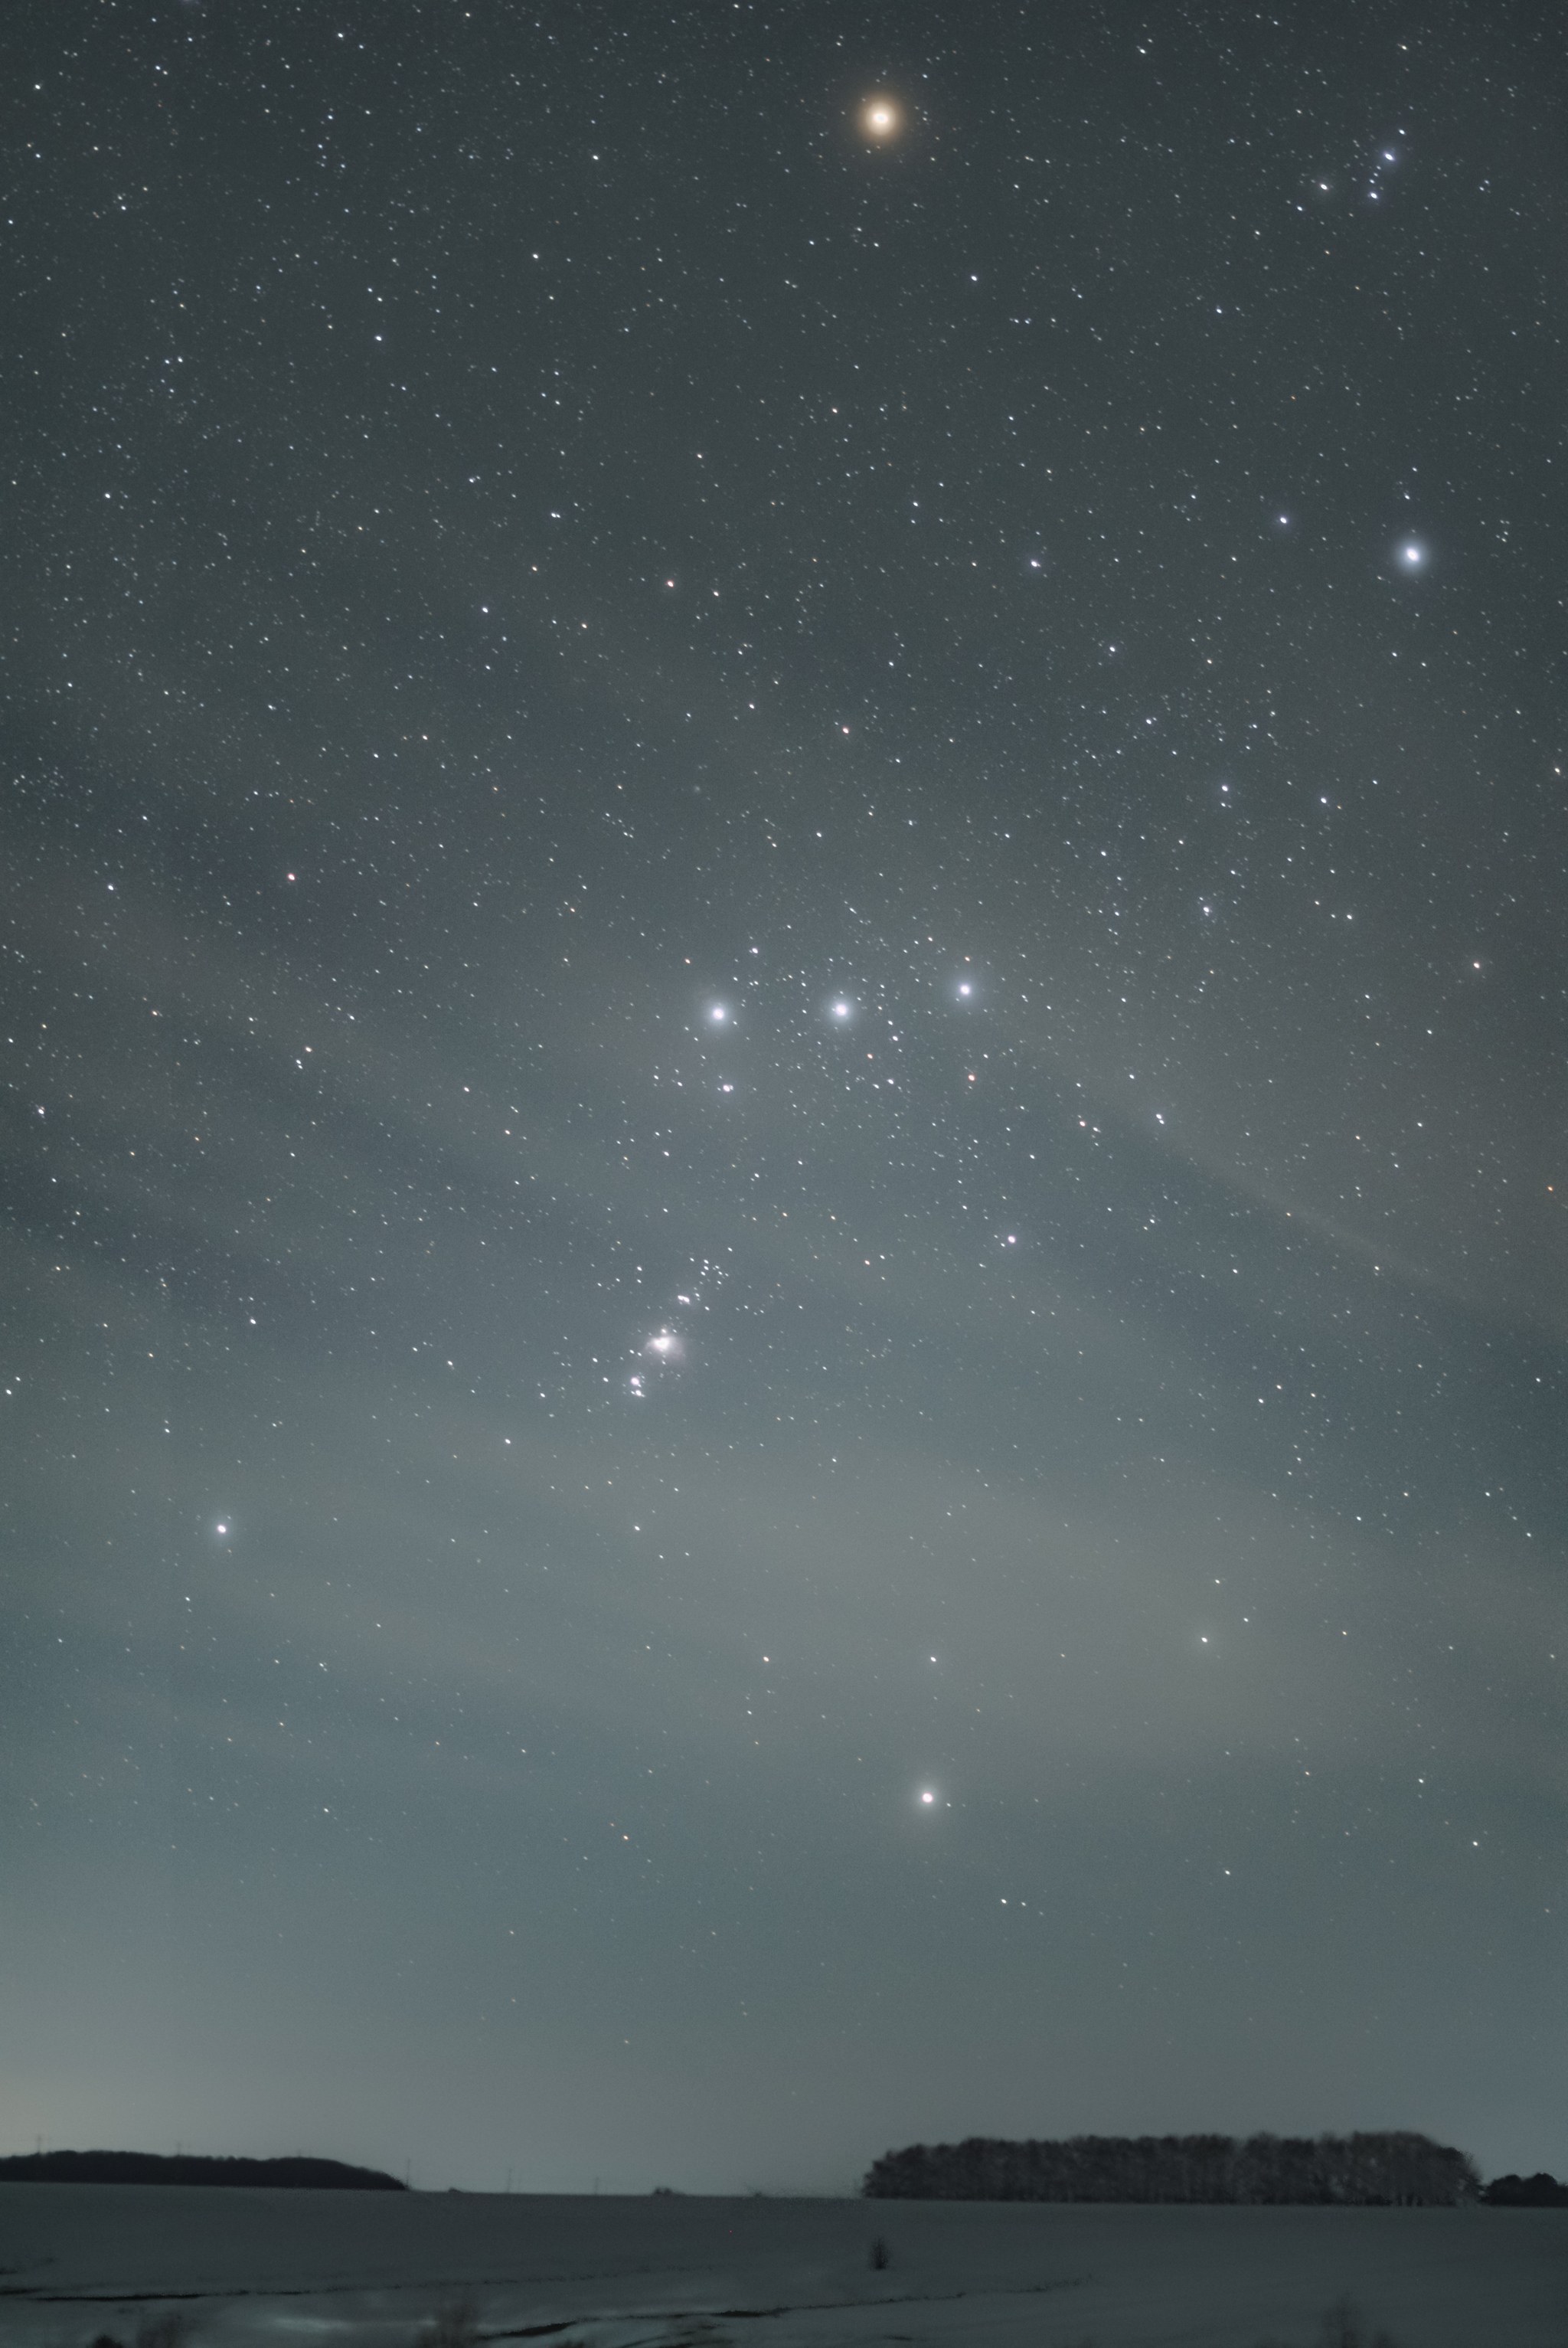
[1481,2171,1568,2207]
[863,2131,1480,2205]
[0,2151,405,2190]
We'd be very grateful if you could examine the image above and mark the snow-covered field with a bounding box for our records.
[2,2183,1563,2348]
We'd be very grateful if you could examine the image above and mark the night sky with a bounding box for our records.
[4,0,1563,2196]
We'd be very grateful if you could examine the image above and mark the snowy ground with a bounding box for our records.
[2,2183,1563,2348]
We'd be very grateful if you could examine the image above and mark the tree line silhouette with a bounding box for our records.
[1481,2171,1568,2206]
[862,2131,1480,2205]
[0,2150,404,2190]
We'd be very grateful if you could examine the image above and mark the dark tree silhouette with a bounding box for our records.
[1481,2171,1568,2206]
[0,2149,403,2190]
[862,2131,1479,2205]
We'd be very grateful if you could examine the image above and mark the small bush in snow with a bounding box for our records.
[1315,2299,1400,2348]
[415,2296,482,2348]
[143,2319,194,2348]
[100,2319,193,2348]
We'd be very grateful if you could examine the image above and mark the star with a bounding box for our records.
[861,96,901,142]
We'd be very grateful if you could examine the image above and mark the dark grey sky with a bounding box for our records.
[2,0,1563,2193]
